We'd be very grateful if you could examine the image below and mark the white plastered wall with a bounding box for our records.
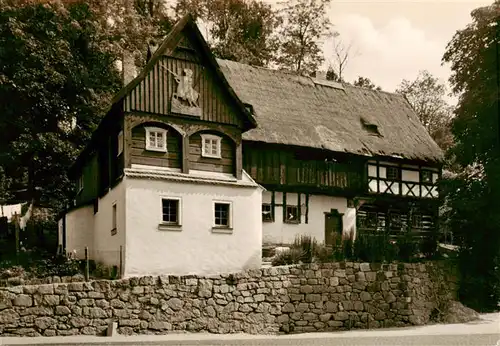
[262,191,356,245]
[124,176,262,277]
[92,181,126,268]
[60,205,94,260]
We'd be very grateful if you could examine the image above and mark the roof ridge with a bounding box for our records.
[217,58,406,98]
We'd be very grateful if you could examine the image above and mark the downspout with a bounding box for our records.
[62,212,67,254]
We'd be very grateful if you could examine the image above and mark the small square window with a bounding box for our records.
[262,204,273,222]
[145,127,167,152]
[201,134,222,158]
[285,206,299,223]
[421,170,432,184]
[387,166,400,180]
[214,202,231,228]
[162,199,180,225]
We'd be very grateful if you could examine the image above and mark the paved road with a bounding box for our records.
[2,314,499,346]
[2,334,500,346]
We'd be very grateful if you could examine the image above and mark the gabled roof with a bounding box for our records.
[217,59,444,164]
[110,14,257,129]
[70,15,256,176]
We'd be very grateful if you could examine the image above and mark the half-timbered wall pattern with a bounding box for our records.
[130,123,183,169]
[367,161,439,198]
[124,54,243,127]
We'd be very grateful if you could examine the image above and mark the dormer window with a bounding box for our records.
[361,117,381,136]
[145,127,167,152]
[201,134,221,158]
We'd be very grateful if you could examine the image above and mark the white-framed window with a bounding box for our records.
[117,130,124,156]
[161,197,181,226]
[284,205,299,223]
[201,134,222,159]
[145,127,167,152]
[213,201,232,229]
[262,203,274,222]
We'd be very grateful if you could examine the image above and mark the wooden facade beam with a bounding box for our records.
[182,135,190,174]
[235,140,242,180]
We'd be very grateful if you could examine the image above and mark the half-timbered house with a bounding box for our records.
[218,60,443,248]
[58,15,443,277]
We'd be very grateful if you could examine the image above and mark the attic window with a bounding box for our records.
[361,118,381,136]
[201,134,222,159]
[145,127,167,152]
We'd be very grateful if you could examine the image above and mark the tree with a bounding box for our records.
[325,38,357,83]
[396,70,454,152]
[441,1,500,311]
[0,0,122,210]
[353,76,381,90]
[201,0,279,66]
[274,0,334,75]
[87,0,173,66]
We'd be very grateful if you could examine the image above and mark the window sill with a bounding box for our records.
[158,223,182,232]
[146,147,168,153]
[201,154,222,159]
[262,219,275,223]
[212,227,233,234]
[284,220,300,225]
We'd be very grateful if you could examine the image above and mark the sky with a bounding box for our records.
[261,0,492,96]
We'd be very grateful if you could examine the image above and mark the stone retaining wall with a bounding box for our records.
[0,261,459,337]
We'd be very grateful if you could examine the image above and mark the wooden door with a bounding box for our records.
[325,211,343,246]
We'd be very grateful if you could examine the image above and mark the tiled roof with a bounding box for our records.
[218,59,444,163]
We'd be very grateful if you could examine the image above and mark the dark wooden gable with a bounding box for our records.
[124,28,245,127]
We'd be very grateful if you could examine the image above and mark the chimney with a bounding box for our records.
[122,53,137,86]
[316,70,327,80]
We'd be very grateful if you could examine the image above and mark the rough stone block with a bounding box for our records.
[360,292,372,301]
[13,295,32,307]
[365,272,377,282]
[359,263,371,272]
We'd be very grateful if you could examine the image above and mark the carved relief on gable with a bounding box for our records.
[161,65,202,117]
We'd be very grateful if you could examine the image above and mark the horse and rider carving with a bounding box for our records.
[162,65,200,109]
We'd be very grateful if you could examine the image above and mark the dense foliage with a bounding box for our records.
[0,0,122,210]
[441,1,500,311]
[274,0,333,75]
[396,70,454,153]
[271,233,437,266]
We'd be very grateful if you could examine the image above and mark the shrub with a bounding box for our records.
[29,255,81,278]
[292,235,318,263]
[271,248,305,266]
[313,244,333,263]
[353,233,370,262]
[397,232,418,262]
[420,233,438,259]
[353,233,400,263]
[342,230,354,260]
